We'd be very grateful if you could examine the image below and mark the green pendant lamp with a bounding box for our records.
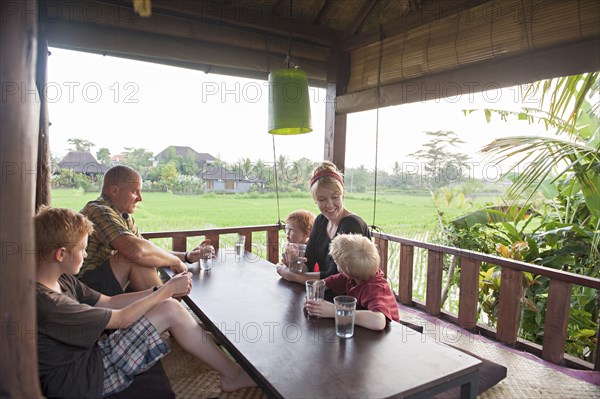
[267,0,312,135]
[268,68,312,134]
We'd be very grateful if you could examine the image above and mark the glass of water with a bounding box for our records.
[334,296,357,338]
[235,234,246,262]
[199,244,214,271]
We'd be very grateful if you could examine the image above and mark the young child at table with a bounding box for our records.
[284,209,314,246]
[281,210,314,268]
[34,206,255,398]
[305,234,400,330]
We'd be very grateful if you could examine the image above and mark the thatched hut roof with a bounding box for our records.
[57,151,108,175]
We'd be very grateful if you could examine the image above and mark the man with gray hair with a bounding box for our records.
[79,165,210,295]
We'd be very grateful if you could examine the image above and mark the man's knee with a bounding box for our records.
[108,256,133,286]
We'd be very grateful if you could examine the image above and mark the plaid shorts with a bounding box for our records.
[98,316,170,397]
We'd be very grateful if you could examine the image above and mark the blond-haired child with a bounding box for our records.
[305,234,400,330]
[35,206,254,398]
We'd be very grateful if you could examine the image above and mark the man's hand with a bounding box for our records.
[187,239,215,263]
[171,260,188,274]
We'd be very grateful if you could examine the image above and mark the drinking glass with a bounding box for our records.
[285,243,306,273]
[305,279,325,318]
[235,234,246,262]
[334,296,357,338]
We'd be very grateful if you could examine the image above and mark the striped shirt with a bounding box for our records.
[80,194,140,275]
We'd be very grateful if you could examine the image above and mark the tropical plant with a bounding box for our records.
[454,72,600,361]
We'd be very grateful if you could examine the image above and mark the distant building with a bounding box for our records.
[201,165,262,193]
[57,151,108,177]
[111,153,127,164]
[154,146,216,169]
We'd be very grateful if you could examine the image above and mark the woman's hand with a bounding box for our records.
[305,300,335,318]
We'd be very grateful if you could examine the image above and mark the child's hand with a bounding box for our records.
[305,300,335,318]
[276,264,290,279]
[281,251,289,266]
[165,272,192,297]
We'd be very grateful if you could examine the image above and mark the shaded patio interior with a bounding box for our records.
[1,0,599,397]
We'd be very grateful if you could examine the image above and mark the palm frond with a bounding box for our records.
[525,72,599,133]
[481,136,599,203]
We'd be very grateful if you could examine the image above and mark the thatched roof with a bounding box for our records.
[57,151,108,175]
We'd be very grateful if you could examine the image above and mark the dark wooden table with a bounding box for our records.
[163,250,481,398]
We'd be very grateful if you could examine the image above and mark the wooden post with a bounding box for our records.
[267,228,280,264]
[458,257,481,330]
[0,0,44,396]
[172,235,187,253]
[426,250,444,316]
[497,267,523,346]
[542,280,572,364]
[205,233,220,251]
[398,244,414,304]
[242,232,251,252]
[35,23,51,209]
[375,236,388,276]
[324,51,350,170]
[596,311,600,371]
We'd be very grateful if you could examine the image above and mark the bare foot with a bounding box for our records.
[221,366,256,392]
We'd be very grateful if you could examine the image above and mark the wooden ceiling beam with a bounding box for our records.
[142,0,339,47]
[315,0,336,25]
[339,0,490,52]
[340,0,380,40]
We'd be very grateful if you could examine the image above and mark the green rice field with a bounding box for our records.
[52,188,499,309]
[51,188,498,239]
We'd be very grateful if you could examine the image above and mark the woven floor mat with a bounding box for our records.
[398,308,600,399]
[161,332,267,399]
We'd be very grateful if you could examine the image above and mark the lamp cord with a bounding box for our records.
[286,0,293,68]
[272,135,282,226]
[272,0,292,230]
[371,26,384,232]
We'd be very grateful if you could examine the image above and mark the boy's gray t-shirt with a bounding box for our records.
[36,274,111,399]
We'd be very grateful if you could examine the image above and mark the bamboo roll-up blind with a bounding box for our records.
[346,0,600,93]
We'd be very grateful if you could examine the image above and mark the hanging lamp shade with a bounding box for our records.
[268,68,312,135]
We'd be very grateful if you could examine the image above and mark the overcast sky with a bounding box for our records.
[47,47,552,176]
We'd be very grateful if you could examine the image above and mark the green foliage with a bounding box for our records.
[67,138,95,152]
[95,147,112,166]
[455,73,600,362]
[408,130,471,189]
[122,147,154,177]
[52,169,100,192]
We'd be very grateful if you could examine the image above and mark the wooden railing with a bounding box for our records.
[373,232,600,372]
[143,224,282,265]
[143,225,599,371]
